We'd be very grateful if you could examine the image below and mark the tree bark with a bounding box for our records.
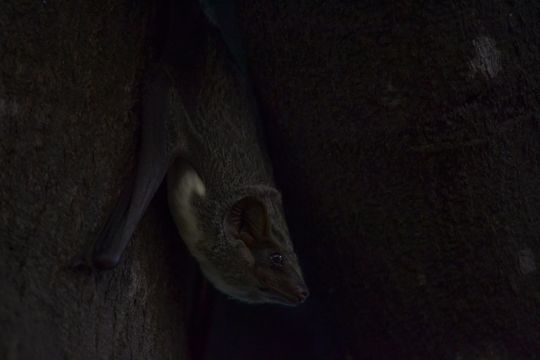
[0,1,190,359]
[4,0,540,359]
[235,0,540,358]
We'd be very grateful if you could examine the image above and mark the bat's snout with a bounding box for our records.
[296,285,309,304]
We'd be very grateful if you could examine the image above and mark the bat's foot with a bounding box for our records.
[92,253,120,270]
[69,251,94,273]
[70,251,120,272]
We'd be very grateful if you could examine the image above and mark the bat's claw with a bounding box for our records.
[69,251,94,272]
[92,253,120,270]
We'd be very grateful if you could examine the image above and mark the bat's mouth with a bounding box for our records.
[258,285,309,306]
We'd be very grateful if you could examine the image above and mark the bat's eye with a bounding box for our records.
[270,253,285,266]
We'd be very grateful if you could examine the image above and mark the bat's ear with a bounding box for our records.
[225,196,269,249]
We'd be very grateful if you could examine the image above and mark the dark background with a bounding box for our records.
[2,0,540,359]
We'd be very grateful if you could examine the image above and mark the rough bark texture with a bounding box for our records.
[234,0,540,359]
[4,0,540,359]
[0,1,190,359]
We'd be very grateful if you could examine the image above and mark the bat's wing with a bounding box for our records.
[199,0,247,75]
[91,67,174,269]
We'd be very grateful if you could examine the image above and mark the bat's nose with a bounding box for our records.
[295,285,309,303]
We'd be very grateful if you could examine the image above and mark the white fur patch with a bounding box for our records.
[167,163,206,253]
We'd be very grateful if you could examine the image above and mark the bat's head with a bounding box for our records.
[198,189,309,306]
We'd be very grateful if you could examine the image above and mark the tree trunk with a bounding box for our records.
[0,1,190,359]
[234,0,540,358]
[4,0,540,359]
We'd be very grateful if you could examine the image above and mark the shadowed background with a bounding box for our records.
[3,0,540,359]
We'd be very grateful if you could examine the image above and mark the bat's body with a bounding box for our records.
[88,0,308,306]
